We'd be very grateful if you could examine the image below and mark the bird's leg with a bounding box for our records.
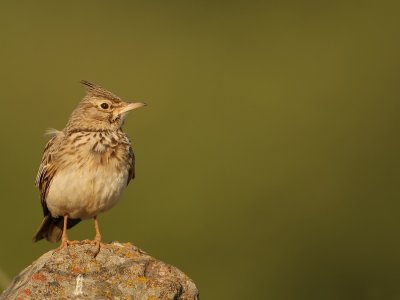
[93,215,102,256]
[58,214,70,249]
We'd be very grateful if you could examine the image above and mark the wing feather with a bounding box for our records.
[35,131,65,216]
[127,146,135,185]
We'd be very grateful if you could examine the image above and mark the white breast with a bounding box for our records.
[46,156,129,220]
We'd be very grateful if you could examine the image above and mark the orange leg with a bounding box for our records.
[57,214,70,250]
[93,216,102,256]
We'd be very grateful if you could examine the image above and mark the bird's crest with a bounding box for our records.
[80,80,121,102]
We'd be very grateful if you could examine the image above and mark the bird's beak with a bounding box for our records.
[120,102,147,114]
[113,101,146,118]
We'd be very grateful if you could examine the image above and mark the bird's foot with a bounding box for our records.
[53,214,80,253]
[54,239,71,252]
[66,240,81,245]
[58,240,69,250]
[92,236,103,257]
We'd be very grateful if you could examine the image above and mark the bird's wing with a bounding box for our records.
[35,130,65,216]
[127,145,135,185]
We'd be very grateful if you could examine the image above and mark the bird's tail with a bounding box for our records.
[32,215,81,243]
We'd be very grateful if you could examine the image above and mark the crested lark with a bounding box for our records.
[33,80,146,252]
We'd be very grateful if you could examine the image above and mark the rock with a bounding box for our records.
[0,241,199,300]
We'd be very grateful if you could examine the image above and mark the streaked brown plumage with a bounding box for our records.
[33,81,145,252]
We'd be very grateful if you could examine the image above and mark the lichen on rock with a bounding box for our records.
[0,242,199,300]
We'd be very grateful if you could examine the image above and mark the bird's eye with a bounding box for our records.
[100,103,109,109]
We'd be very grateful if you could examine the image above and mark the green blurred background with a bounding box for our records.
[0,1,399,299]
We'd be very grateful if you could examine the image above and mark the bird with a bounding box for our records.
[32,80,146,253]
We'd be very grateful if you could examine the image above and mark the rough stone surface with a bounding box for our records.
[0,241,199,300]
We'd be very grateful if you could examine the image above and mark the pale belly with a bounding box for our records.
[46,164,128,219]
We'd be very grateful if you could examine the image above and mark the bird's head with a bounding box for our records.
[66,80,146,132]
